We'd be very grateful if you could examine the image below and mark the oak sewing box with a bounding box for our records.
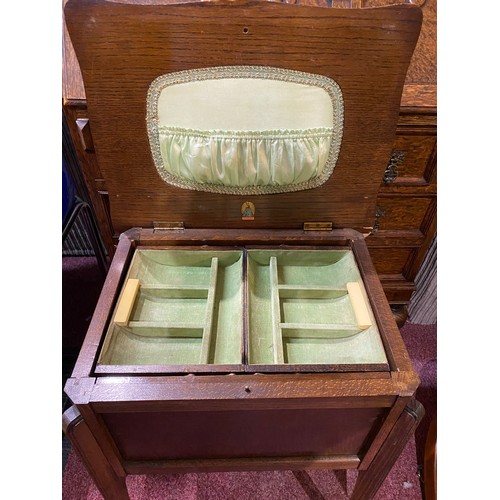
[63,1,425,498]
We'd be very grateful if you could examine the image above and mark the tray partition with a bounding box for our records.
[97,247,388,372]
[247,250,388,367]
[98,250,244,367]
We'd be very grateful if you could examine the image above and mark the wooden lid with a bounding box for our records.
[65,0,422,235]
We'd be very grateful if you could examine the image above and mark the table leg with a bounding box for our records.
[352,398,425,500]
[63,405,129,500]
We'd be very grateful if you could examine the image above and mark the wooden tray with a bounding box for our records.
[97,246,389,373]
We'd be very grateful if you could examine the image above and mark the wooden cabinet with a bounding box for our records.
[364,0,437,321]
[62,0,436,322]
[367,111,436,319]
[62,3,428,499]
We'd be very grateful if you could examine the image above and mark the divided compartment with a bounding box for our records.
[247,250,388,367]
[98,247,388,371]
[98,249,244,367]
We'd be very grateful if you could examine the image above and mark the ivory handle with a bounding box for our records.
[346,282,372,330]
[114,279,140,326]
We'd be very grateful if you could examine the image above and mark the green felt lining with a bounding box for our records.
[98,248,387,368]
[98,250,244,366]
[246,250,387,366]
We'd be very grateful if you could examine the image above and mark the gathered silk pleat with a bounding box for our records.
[158,127,333,187]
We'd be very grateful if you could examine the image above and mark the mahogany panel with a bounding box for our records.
[101,407,388,460]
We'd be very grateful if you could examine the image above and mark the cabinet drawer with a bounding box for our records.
[380,285,415,304]
[368,247,414,276]
[382,134,436,189]
[373,196,434,232]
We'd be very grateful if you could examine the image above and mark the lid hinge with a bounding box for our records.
[303,222,333,232]
[153,221,185,232]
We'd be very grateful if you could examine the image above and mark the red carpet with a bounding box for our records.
[62,437,421,499]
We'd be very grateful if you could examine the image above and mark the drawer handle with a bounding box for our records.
[384,150,406,183]
[372,206,385,233]
[347,282,372,330]
[114,279,140,326]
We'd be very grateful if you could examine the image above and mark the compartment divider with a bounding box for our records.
[199,257,219,364]
[269,256,284,363]
[281,323,362,339]
[126,323,205,336]
[242,248,249,366]
[139,284,209,299]
[277,285,347,300]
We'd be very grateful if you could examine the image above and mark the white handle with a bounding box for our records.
[347,282,372,330]
[114,279,140,326]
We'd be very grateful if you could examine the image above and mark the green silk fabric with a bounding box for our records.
[158,126,333,187]
[147,67,344,194]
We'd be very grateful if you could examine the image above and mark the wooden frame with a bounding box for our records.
[63,2,425,498]
[64,0,422,235]
[95,240,389,374]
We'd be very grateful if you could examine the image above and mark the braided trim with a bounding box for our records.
[146,66,344,195]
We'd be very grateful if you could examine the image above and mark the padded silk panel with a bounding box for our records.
[157,78,334,130]
[147,66,344,194]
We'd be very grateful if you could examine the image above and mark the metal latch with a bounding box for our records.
[153,221,185,232]
[303,222,333,231]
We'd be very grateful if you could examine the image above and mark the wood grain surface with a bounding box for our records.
[63,0,436,106]
[62,0,436,311]
[65,0,422,235]
[62,6,425,497]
